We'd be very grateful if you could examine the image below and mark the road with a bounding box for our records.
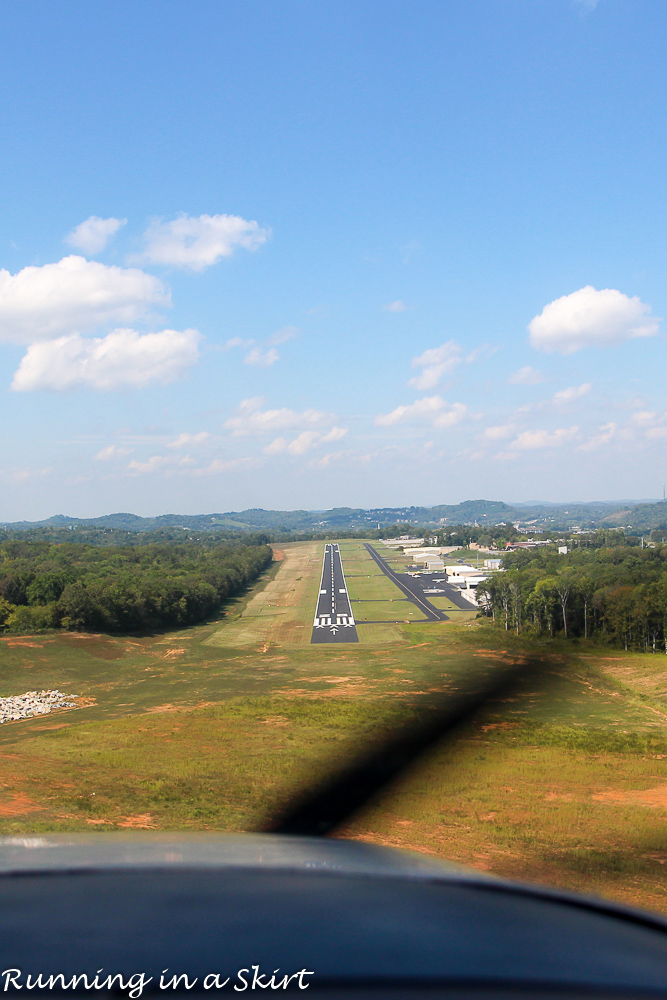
[311,543,359,644]
[363,543,475,620]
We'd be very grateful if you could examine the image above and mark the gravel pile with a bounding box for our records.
[0,690,78,724]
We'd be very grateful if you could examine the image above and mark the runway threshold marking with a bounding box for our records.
[311,543,359,644]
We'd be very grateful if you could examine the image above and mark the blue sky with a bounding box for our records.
[1,0,666,519]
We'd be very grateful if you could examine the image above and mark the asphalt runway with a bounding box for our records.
[311,543,359,644]
[363,544,476,620]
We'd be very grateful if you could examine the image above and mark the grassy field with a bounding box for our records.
[1,539,667,915]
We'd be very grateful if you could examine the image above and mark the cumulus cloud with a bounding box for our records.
[224,398,332,436]
[66,216,127,255]
[264,426,348,456]
[2,466,53,484]
[137,213,269,271]
[529,286,660,354]
[268,325,299,345]
[321,426,348,443]
[265,431,319,456]
[192,457,256,476]
[631,410,658,427]
[408,341,464,390]
[483,424,515,440]
[11,327,199,391]
[309,450,352,469]
[95,444,133,461]
[627,410,667,440]
[552,383,592,405]
[383,300,407,312]
[509,426,579,450]
[224,336,254,350]
[579,422,617,451]
[0,256,169,344]
[167,432,209,449]
[244,346,280,367]
[375,395,467,429]
[128,455,176,475]
[509,365,545,385]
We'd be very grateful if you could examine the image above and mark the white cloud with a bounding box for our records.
[264,425,348,456]
[95,445,132,461]
[483,424,515,440]
[408,341,463,390]
[268,325,299,345]
[192,457,256,475]
[224,336,254,350]
[322,426,348,443]
[529,286,660,354]
[383,300,407,312]
[309,450,351,469]
[66,216,127,255]
[0,256,169,344]
[375,395,467,429]
[126,454,196,476]
[465,343,498,364]
[508,365,545,385]
[627,410,667,440]
[11,327,199,391]
[167,432,209,449]
[2,466,53,484]
[509,426,579,451]
[269,431,320,456]
[127,455,173,475]
[631,410,658,426]
[579,422,617,451]
[244,346,280,367]
[137,213,269,271]
[224,399,332,436]
[552,383,592,405]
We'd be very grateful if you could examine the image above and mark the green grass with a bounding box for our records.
[347,574,404,602]
[352,600,420,623]
[3,540,667,915]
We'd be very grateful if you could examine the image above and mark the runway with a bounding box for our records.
[363,543,473,620]
[311,543,359,644]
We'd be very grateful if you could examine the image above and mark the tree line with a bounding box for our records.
[0,538,273,634]
[479,542,667,652]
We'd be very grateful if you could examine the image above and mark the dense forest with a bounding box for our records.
[480,541,667,652]
[0,537,272,634]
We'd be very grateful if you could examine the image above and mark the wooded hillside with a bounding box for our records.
[481,542,667,651]
[0,539,272,634]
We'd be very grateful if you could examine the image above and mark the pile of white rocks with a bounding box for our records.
[0,690,78,725]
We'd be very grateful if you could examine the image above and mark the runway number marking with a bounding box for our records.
[311,543,358,641]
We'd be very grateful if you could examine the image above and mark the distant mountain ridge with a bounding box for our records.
[3,498,667,533]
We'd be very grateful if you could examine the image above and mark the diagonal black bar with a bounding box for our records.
[263,658,544,837]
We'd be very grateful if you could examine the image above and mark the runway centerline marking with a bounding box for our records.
[311,543,359,645]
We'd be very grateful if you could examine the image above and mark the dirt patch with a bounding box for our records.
[593,785,667,808]
[0,793,42,816]
[272,550,285,561]
[2,641,45,649]
[162,648,185,659]
[58,634,125,660]
[73,696,97,709]
[145,703,180,714]
[117,813,157,829]
[28,723,72,732]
